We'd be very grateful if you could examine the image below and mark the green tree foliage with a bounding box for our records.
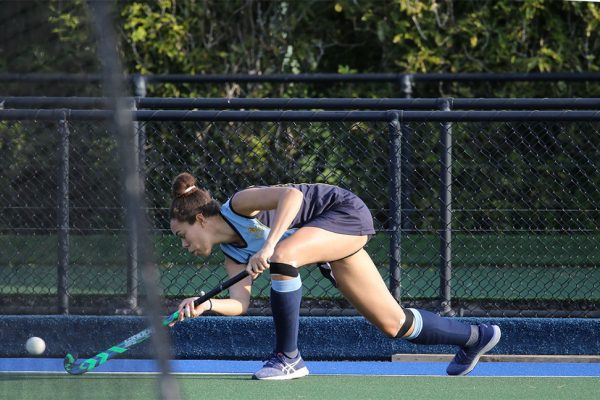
[1,1,600,233]
[112,0,600,97]
[2,0,599,96]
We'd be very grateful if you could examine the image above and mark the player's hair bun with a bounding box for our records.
[169,172,220,222]
[172,172,198,198]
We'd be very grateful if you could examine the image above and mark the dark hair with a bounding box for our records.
[169,172,221,224]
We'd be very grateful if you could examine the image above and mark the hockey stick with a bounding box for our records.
[64,270,249,375]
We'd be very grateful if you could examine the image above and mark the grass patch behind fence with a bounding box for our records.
[1,233,599,301]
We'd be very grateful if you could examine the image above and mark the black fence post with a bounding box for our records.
[126,184,139,312]
[439,99,454,316]
[399,77,416,232]
[57,114,70,314]
[124,76,147,312]
[388,113,402,302]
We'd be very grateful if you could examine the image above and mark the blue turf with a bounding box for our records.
[1,358,599,377]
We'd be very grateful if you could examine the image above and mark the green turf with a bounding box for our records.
[0,374,598,400]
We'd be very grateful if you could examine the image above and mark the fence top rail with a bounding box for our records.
[2,97,600,110]
[1,109,600,122]
[2,72,600,83]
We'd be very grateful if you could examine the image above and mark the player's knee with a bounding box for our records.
[381,323,401,338]
[394,307,415,338]
[375,313,410,338]
[269,246,297,266]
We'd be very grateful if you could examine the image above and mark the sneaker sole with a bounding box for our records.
[455,325,501,376]
[252,367,310,381]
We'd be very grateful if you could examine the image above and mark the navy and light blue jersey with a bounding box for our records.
[220,183,375,264]
[219,199,296,265]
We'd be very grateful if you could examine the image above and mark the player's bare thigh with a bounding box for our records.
[270,226,368,266]
[331,249,408,337]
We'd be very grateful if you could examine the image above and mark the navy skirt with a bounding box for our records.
[257,183,375,237]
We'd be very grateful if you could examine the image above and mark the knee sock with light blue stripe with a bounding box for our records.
[270,276,302,358]
[404,308,478,347]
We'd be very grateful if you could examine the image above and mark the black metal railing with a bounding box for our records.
[2,96,600,110]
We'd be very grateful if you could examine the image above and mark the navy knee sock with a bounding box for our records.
[404,308,478,347]
[270,276,302,357]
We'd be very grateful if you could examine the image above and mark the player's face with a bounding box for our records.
[170,217,213,257]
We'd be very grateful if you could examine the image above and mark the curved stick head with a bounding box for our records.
[63,353,86,375]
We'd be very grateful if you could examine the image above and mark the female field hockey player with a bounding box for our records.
[169,172,501,380]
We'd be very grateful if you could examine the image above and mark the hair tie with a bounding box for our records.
[183,185,197,195]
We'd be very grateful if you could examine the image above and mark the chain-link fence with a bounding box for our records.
[1,109,599,317]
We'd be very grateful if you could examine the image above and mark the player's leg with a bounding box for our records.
[253,227,367,380]
[268,225,371,358]
[252,260,307,380]
[272,227,370,266]
[331,249,501,376]
[330,249,406,336]
[332,249,474,340]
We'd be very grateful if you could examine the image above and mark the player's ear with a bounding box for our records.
[195,213,206,225]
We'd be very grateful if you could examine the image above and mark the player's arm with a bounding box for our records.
[214,257,253,315]
[232,185,303,220]
[232,186,303,277]
[171,257,252,325]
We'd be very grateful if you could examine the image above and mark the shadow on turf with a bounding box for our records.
[0,374,151,381]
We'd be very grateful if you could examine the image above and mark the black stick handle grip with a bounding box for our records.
[196,270,249,304]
